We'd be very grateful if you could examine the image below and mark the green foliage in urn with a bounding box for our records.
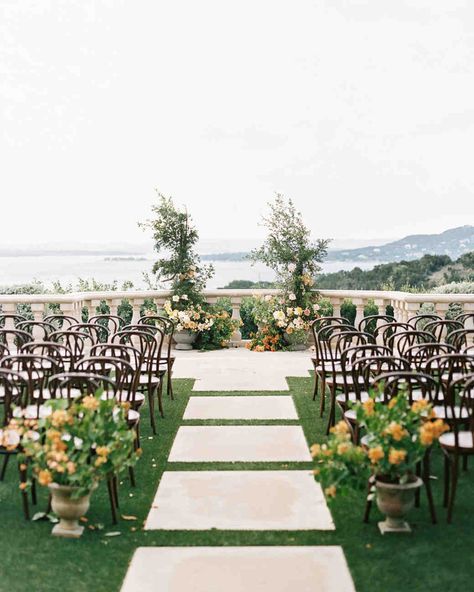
[311,387,449,499]
[5,394,140,498]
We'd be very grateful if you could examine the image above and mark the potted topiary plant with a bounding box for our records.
[9,394,140,538]
[311,387,449,533]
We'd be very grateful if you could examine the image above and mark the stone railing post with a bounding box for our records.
[131,298,145,325]
[230,297,242,347]
[31,303,45,340]
[332,298,341,318]
[2,302,17,349]
[353,299,365,329]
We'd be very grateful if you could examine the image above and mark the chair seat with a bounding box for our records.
[32,388,82,401]
[12,404,52,420]
[336,391,370,405]
[433,406,469,420]
[343,409,357,422]
[127,409,140,422]
[439,431,474,451]
[101,391,145,405]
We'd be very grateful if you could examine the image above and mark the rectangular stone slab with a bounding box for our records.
[172,349,312,391]
[120,546,354,592]
[168,425,312,462]
[183,396,298,420]
[144,470,334,530]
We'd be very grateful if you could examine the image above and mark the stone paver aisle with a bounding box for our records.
[121,351,356,592]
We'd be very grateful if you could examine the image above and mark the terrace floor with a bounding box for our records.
[0,349,473,592]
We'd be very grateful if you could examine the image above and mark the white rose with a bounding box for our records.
[288,263,296,273]
[74,437,83,449]
[289,293,296,301]
[172,295,180,302]
[181,294,189,300]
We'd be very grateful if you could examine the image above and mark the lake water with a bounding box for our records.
[0,255,380,291]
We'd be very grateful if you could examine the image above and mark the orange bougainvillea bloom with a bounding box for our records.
[420,418,449,445]
[38,470,53,486]
[330,420,349,436]
[411,399,429,413]
[388,448,407,465]
[363,399,375,416]
[324,485,337,498]
[385,422,407,442]
[82,396,99,411]
[368,446,384,464]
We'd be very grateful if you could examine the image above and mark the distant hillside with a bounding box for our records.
[316,252,474,291]
[201,226,474,263]
[326,226,474,262]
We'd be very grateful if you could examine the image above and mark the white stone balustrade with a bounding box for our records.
[1,289,473,346]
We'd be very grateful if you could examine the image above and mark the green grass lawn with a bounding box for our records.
[0,374,473,592]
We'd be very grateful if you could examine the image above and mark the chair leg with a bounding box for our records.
[462,455,468,471]
[1,454,10,481]
[107,478,118,524]
[128,466,136,488]
[423,450,437,524]
[31,478,37,506]
[325,384,336,435]
[18,463,29,520]
[415,461,421,508]
[167,364,174,400]
[447,455,460,524]
[113,476,120,509]
[319,375,326,417]
[312,371,319,401]
[363,476,375,523]
[443,453,450,508]
[157,381,164,418]
[147,387,157,435]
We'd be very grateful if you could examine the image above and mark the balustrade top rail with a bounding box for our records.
[0,288,473,305]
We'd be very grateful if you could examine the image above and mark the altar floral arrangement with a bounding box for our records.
[163,296,214,333]
[248,294,320,351]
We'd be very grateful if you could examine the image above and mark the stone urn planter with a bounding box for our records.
[174,330,197,350]
[283,331,308,351]
[48,483,96,538]
[375,476,423,534]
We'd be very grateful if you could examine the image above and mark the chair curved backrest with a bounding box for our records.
[455,312,474,329]
[0,314,28,329]
[48,372,115,401]
[387,330,432,357]
[350,356,411,401]
[448,329,474,352]
[43,315,80,331]
[49,331,91,363]
[407,314,442,331]
[17,320,56,341]
[425,354,474,397]
[424,320,464,343]
[404,342,456,370]
[357,315,395,335]
[138,315,176,362]
[0,369,30,424]
[0,328,32,351]
[373,322,412,347]
[373,370,440,404]
[89,314,125,335]
[75,356,138,396]
[20,341,75,371]
[69,323,109,344]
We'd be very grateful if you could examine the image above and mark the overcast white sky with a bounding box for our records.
[1,0,473,247]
